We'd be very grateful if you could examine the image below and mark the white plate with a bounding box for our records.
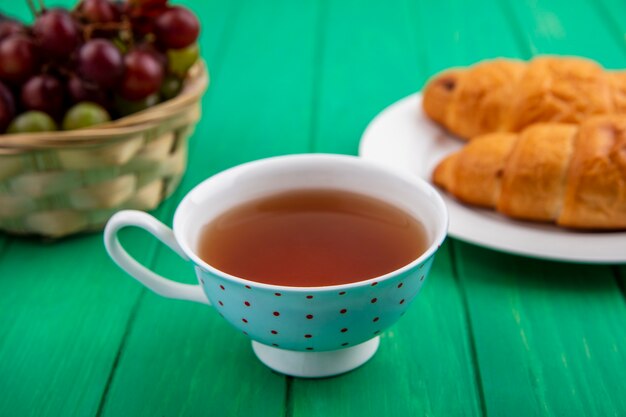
[359,93,626,264]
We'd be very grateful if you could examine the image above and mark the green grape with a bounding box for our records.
[167,43,199,77]
[7,111,57,133]
[62,102,111,130]
[160,75,182,100]
[115,93,160,117]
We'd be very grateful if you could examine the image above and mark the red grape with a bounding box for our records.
[33,9,81,59]
[67,75,110,107]
[81,0,118,23]
[68,75,89,102]
[0,80,15,132]
[135,42,167,71]
[0,81,14,113]
[154,7,199,49]
[128,0,168,6]
[0,35,38,84]
[119,49,164,100]
[78,39,123,88]
[0,20,25,41]
[21,75,64,117]
[128,3,167,37]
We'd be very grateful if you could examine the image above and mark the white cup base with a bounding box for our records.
[251,336,380,378]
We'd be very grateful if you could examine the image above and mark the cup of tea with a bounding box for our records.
[104,154,448,378]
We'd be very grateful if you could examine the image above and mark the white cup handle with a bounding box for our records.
[104,210,210,305]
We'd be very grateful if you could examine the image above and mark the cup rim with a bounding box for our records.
[173,153,449,292]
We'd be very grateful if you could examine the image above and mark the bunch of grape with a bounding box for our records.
[0,0,200,134]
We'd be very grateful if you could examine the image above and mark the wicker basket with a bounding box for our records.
[0,61,209,238]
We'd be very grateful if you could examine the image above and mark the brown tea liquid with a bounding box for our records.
[198,189,428,287]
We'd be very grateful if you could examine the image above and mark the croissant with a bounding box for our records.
[432,116,626,229]
[423,56,626,140]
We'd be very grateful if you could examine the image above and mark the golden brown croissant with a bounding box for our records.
[423,56,626,140]
[432,116,626,229]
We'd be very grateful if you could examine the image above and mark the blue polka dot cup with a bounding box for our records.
[104,154,448,378]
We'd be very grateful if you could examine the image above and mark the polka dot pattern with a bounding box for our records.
[195,254,436,352]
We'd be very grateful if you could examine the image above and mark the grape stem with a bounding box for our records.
[26,0,45,17]
[83,20,132,43]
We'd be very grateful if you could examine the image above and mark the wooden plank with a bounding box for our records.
[309,0,422,155]
[0,234,145,417]
[593,0,626,47]
[455,242,626,415]
[502,0,626,65]
[97,0,323,415]
[0,1,236,416]
[292,0,486,415]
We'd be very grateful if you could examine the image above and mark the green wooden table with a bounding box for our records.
[2,0,626,416]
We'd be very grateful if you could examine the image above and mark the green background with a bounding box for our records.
[1,0,626,416]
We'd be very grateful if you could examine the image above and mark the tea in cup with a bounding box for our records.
[104,154,448,377]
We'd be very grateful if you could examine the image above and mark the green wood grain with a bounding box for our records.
[593,0,626,45]
[97,1,324,415]
[0,234,144,417]
[0,1,236,416]
[416,0,527,74]
[291,1,482,416]
[454,242,626,416]
[503,0,626,66]
[309,0,422,155]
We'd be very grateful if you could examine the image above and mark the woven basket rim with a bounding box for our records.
[0,60,209,151]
